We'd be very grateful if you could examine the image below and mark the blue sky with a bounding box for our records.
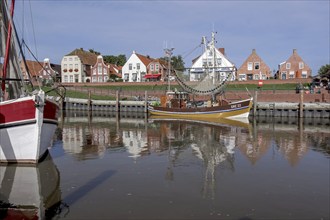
[13,0,329,75]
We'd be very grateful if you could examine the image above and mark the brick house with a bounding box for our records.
[90,55,122,83]
[20,59,60,83]
[38,58,61,82]
[277,49,312,80]
[122,51,153,82]
[61,48,97,83]
[144,59,168,82]
[237,49,272,81]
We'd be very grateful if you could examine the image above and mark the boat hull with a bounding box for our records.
[0,93,58,163]
[148,98,252,119]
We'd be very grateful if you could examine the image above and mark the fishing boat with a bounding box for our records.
[148,32,252,119]
[0,0,59,163]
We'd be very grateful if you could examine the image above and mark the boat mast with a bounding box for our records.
[1,0,15,94]
[164,47,174,92]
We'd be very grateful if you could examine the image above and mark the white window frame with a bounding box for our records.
[286,63,291,69]
[247,62,253,71]
[299,62,304,69]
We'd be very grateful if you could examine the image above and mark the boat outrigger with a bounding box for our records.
[148,32,253,119]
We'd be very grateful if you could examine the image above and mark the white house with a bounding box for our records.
[190,32,236,82]
[121,51,153,82]
[61,48,97,83]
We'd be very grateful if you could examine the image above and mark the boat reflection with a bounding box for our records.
[149,116,251,199]
[0,154,66,219]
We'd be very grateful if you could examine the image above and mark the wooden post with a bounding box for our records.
[88,90,92,112]
[116,90,120,112]
[144,91,148,113]
[299,89,304,118]
[253,90,258,116]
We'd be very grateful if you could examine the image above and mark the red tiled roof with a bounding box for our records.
[135,53,154,66]
[21,60,43,77]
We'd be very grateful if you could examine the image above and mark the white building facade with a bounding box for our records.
[121,51,151,82]
[190,33,236,82]
[61,55,85,83]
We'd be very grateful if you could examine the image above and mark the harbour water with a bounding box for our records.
[1,112,329,219]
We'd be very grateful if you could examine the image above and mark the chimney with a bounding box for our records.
[252,49,256,54]
[219,48,225,55]
[293,49,297,54]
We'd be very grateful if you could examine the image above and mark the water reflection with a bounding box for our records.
[57,111,330,164]
[0,154,67,219]
[51,112,329,219]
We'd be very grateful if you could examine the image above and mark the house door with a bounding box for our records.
[247,74,253,80]
[281,73,287,80]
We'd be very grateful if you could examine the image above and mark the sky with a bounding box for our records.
[12,0,330,75]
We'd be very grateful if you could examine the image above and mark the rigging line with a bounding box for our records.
[28,0,38,60]
[182,43,202,60]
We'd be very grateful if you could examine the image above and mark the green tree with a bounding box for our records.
[160,55,185,70]
[318,64,330,77]
[103,55,127,66]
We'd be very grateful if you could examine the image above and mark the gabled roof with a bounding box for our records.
[22,60,43,77]
[238,49,270,71]
[135,53,154,66]
[66,48,98,65]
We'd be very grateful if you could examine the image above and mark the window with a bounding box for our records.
[132,73,137,81]
[302,71,307,78]
[64,58,67,61]
[92,76,96,82]
[74,74,79,83]
[281,71,287,80]
[98,76,103,82]
[129,64,132,70]
[64,64,67,69]
[254,74,260,80]
[155,64,159,71]
[217,58,222,66]
[124,74,129,80]
[137,63,140,70]
[98,64,102,74]
[69,75,73,82]
[289,71,295,79]
[247,62,253,71]
[286,63,291,69]
[75,64,78,69]
[150,64,154,71]
[69,64,73,69]
[299,62,304,69]
[239,74,246,81]
[254,62,260,70]
[202,59,207,67]
[64,75,68,82]
[69,57,73,61]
